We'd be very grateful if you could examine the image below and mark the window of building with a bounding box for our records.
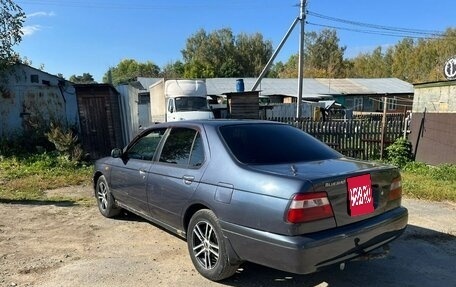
[353,97,363,111]
[31,75,39,83]
[388,97,397,110]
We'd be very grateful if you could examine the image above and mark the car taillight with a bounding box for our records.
[286,192,334,223]
[388,177,402,201]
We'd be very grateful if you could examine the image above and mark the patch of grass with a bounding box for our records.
[401,162,456,202]
[0,152,92,203]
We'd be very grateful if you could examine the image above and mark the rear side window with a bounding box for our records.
[159,128,205,167]
[219,124,341,164]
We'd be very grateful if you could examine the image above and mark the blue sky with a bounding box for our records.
[15,0,455,82]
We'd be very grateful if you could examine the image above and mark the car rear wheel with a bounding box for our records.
[95,175,121,218]
[187,209,239,281]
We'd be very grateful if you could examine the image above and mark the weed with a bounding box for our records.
[0,152,92,202]
[401,162,456,202]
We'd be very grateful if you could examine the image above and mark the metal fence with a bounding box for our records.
[268,117,406,160]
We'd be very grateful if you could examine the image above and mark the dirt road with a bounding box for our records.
[0,186,455,287]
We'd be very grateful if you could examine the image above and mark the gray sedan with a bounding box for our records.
[93,120,408,281]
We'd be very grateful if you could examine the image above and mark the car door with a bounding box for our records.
[147,127,207,229]
[109,128,166,216]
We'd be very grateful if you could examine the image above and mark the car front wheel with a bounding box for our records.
[187,209,239,281]
[95,175,121,218]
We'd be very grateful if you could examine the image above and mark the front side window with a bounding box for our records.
[167,98,175,113]
[126,128,166,160]
[159,128,204,167]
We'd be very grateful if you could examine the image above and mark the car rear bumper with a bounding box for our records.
[220,206,408,274]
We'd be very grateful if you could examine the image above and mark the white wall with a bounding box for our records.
[0,64,79,137]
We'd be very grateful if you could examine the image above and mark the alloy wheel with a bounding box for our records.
[97,181,108,211]
[191,220,220,270]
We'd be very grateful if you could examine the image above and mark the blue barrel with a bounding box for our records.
[236,79,244,92]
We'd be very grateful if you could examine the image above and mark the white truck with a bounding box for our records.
[149,79,214,123]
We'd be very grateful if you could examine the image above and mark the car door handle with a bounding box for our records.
[183,175,194,185]
[139,169,147,175]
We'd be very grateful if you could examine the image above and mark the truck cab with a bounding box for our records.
[150,79,214,123]
[166,95,214,122]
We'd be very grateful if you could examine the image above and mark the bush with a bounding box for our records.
[46,123,84,163]
[386,138,413,168]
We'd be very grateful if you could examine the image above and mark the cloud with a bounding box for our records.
[22,25,41,36]
[27,11,55,18]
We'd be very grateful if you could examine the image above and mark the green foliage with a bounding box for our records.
[0,0,25,69]
[0,127,54,156]
[271,27,456,82]
[103,59,160,86]
[181,28,273,78]
[347,28,456,82]
[46,123,84,163]
[161,60,185,78]
[304,29,347,77]
[69,73,96,84]
[403,162,456,181]
[385,137,413,168]
[272,54,299,78]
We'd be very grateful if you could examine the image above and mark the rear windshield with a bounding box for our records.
[219,123,341,164]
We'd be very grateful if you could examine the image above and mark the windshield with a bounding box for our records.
[174,97,210,112]
[219,123,341,165]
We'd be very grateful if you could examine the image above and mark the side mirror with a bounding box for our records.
[111,148,123,158]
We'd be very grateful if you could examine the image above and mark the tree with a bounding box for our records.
[235,32,273,76]
[0,0,25,69]
[69,73,96,84]
[161,60,185,78]
[350,47,392,78]
[103,59,160,86]
[270,29,347,78]
[181,28,273,78]
[347,28,456,83]
[271,55,299,78]
[304,29,347,78]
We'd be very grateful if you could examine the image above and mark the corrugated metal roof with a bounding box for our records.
[206,77,413,97]
[136,77,162,91]
[315,78,413,95]
[206,78,338,98]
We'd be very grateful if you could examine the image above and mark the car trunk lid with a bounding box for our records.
[249,158,401,227]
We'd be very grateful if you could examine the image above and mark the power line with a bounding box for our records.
[306,22,444,39]
[307,10,443,36]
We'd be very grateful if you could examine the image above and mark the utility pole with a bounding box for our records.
[296,0,307,118]
[252,0,307,116]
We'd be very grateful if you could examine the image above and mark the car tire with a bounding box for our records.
[187,209,239,281]
[95,175,121,218]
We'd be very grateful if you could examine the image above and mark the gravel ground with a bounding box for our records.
[0,185,455,287]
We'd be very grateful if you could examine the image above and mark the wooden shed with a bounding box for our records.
[75,84,124,159]
[225,91,259,119]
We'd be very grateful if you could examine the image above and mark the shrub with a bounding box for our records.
[46,123,84,163]
[386,137,413,168]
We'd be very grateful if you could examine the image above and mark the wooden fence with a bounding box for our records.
[269,117,406,160]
